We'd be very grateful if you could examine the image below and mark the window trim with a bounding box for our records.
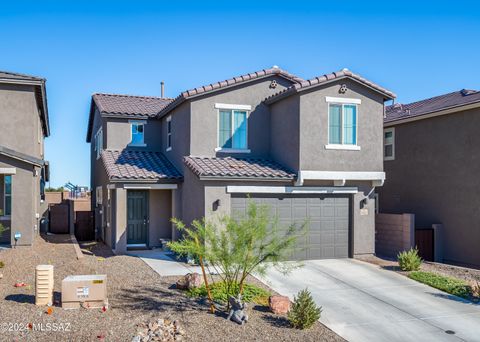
[326,102,360,149]
[216,106,250,153]
[166,116,172,152]
[2,175,12,217]
[384,127,395,161]
[94,127,103,160]
[129,120,147,147]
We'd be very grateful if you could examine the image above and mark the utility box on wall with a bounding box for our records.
[61,275,107,309]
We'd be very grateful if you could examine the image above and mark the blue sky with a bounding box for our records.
[1,1,479,187]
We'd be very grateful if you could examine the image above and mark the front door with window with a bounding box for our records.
[127,190,148,246]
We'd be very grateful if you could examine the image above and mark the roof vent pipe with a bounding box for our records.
[161,81,165,98]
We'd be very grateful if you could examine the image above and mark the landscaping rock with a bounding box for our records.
[175,273,202,290]
[133,318,186,341]
[0,273,3,279]
[269,295,291,315]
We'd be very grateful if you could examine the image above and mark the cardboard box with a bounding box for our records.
[61,275,107,309]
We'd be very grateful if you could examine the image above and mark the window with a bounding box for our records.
[328,103,358,146]
[384,127,395,160]
[95,127,103,160]
[130,121,146,146]
[3,175,12,216]
[166,116,172,151]
[218,109,248,150]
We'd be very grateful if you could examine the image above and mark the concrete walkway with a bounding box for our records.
[127,249,203,276]
[257,259,480,342]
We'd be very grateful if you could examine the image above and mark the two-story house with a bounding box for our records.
[86,67,395,258]
[0,71,50,245]
[379,89,480,267]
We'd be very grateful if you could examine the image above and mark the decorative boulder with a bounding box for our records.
[176,273,203,290]
[269,295,291,315]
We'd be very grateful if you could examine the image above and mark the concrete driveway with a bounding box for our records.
[257,259,480,342]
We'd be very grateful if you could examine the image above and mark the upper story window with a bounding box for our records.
[326,97,361,151]
[166,116,172,151]
[94,127,103,160]
[129,121,146,147]
[215,103,252,153]
[2,175,12,217]
[384,127,395,160]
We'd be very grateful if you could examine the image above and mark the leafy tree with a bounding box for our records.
[168,200,306,311]
[288,288,322,329]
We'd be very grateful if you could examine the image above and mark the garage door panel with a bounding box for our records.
[231,194,350,261]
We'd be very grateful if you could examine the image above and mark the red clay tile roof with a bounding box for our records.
[184,156,296,180]
[264,68,396,104]
[87,93,173,142]
[102,150,182,181]
[93,93,173,117]
[157,67,304,118]
[385,89,480,124]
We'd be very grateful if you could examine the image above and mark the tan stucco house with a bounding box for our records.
[0,71,50,245]
[87,66,395,258]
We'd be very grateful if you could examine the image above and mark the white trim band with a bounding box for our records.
[214,103,252,111]
[296,170,385,186]
[324,144,361,151]
[227,186,358,194]
[0,168,16,174]
[123,184,178,190]
[325,96,362,104]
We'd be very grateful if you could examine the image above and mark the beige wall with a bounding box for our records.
[149,190,172,247]
[189,76,293,159]
[0,156,37,245]
[0,83,45,159]
[298,79,385,172]
[375,213,415,258]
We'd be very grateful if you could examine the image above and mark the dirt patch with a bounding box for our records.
[0,235,343,341]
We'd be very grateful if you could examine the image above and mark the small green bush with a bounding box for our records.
[187,281,270,305]
[287,288,322,329]
[397,247,422,271]
[0,261,4,268]
[409,271,471,299]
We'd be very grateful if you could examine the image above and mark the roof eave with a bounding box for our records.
[385,100,480,127]
[157,72,301,119]
[197,175,295,182]
[266,75,395,105]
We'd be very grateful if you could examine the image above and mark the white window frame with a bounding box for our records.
[94,127,103,160]
[215,104,251,153]
[96,186,103,206]
[2,175,12,217]
[384,127,395,161]
[325,100,360,151]
[166,116,172,152]
[129,120,147,147]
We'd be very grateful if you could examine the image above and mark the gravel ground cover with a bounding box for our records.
[0,235,343,342]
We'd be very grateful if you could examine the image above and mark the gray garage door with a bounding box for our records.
[231,194,350,260]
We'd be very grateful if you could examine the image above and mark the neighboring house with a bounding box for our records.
[379,89,480,267]
[0,71,50,245]
[86,66,395,258]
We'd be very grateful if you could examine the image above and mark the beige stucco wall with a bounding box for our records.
[0,83,45,159]
[0,156,37,245]
[149,189,172,247]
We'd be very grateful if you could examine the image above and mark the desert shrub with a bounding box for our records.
[0,261,4,268]
[288,288,322,329]
[409,271,471,298]
[187,281,270,305]
[169,200,306,311]
[398,247,422,271]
